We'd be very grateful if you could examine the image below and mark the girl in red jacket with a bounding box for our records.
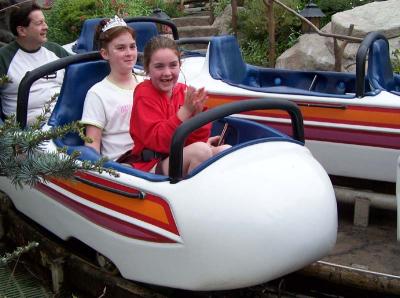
[129,36,229,175]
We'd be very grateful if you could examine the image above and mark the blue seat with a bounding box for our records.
[368,39,400,94]
[74,18,102,54]
[209,35,252,85]
[129,22,158,52]
[74,18,159,53]
[48,59,110,146]
[208,35,375,98]
[48,57,170,181]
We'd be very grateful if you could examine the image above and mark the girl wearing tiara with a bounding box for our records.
[81,16,138,161]
[129,36,230,175]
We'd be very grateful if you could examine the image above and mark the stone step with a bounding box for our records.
[178,25,218,38]
[173,15,211,27]
[180,42,209,51]
[184,6,209,15]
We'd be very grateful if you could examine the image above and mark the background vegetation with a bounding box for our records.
[393,49,400,74]
[45,0,400,70]
[235,0,375,66]
[45,0,182,45]
[238,0,301,66]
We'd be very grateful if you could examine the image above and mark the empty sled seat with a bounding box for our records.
[127,22,158,52]
[49,59,110,146]
[209,35,247,84]
[74,18,102,54]
[368,38,396,92]
[74,19,159,54]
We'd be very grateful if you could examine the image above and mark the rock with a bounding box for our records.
[212,5,232,35]
[0,29,14,43]
[0,0,16,43]
[276,0,400,72]
[331,0,400,39]
[212,5,244,35]
[275,33,334,71]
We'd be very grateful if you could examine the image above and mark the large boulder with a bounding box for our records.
[276,33,334,71]
[331,0,400,38]
[212,5,232,35]
[0,0,16,44]
[276,0,400,72]
[212,4,244,35]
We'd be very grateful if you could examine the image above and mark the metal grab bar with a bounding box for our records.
[168,98,304,183]
[355,32,388,98]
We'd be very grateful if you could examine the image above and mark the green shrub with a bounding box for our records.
[237,0,302,66]
[45,0,153,45]
[146,0,185,18]
[393,49,400,74]
[212,0,231,16]
[241,38,269,66]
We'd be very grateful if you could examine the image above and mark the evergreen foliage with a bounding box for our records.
[0,89,118,188]
[0,242,39,266]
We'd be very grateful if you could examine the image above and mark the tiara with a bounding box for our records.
[102,15,127,32]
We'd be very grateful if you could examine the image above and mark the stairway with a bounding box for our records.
[172,4,218,50]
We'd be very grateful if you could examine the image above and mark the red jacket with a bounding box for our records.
[130,80,211,171]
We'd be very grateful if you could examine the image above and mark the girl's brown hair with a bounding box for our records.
[143,36,180,73]
[94,18,136,51]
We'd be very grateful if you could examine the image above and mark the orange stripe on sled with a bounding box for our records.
[206,95,400,129]
[49,174,178,234]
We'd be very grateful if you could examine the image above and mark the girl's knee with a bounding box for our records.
[186,142,213,161]
[212,144,231,155]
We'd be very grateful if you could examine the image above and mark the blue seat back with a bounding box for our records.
[129,22,158,52]
[74,18,102,54]
[368,39,395,91]
[209,35,247,84]
[48,59,110,145]
[74,19,159,53]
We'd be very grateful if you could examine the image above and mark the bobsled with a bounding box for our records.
[66,18,400,183]
[0,53,337,290]
[178,32,400,184]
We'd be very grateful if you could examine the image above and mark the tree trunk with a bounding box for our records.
[231,0,238,36]
[264,0,276,67]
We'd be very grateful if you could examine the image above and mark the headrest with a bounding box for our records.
[74,18,159,53]
[209,35,247,84]
[368,38,395,91]
[49,59,110,145]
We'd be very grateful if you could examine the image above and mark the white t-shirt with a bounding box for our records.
[0,41,69,124]
[81,77,134,160]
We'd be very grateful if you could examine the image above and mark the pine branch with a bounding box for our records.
[0,242,39,266]
[0,75,11,87]
[0,101,119,188]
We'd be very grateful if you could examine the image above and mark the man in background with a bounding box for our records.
[0,1,69,124]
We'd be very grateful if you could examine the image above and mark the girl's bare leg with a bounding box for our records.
[159,142,213,176]
[210,144,231,156]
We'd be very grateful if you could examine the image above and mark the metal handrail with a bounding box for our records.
[16,52,101,128]
[355,32,388,98]
[168,98,304,183]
